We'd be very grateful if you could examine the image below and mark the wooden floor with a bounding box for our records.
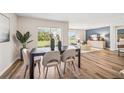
[3,49,124,79]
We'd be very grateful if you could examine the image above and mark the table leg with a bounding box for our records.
[30,54,34,79]
[78,49,81,68]
[118,49,120,56]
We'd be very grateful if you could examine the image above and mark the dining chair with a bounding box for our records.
[120,69,124,78]
[61,49,76,74]
[117,42,124,56]
[42,51,62,79]
[22,48,41,78]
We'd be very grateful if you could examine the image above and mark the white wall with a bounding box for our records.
[17,16,69,50]
[83,30,86,41]
[110,26,117,50]
[0,13,18,76]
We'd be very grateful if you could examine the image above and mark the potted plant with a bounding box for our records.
[16,30,33,61]
[56,34,62,51]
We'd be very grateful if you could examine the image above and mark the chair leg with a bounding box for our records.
[24,65,28,78]
[43,66,45,74]
[38,62,41,75]
[64,62,66,74]
[45,67,48,79]
[72,61,76,71]
[42,66,45,78]
[56,65,62,78]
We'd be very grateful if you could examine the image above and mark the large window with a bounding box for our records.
[68,31,77,45]
[38,27,62,48]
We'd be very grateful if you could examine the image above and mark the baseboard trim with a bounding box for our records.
[0,58,21,79]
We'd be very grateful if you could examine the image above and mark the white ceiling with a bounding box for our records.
[16,13,124,29]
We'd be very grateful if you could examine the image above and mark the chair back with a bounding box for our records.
[22,48,30,65]
[42,51,61,66]
[62,49,76,62]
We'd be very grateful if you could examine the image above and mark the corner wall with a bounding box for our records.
[0,13,18,76]
[110,26,117,50]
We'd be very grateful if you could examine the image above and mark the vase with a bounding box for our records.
[20,48,24,61]
[58,40,62,51]
[50,38,55,51]
[20,44,26,61]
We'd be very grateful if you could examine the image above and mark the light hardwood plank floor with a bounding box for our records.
[3,49,124,79]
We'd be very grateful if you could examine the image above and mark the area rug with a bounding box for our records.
[81,47,102,53]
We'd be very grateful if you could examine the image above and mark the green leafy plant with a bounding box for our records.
[16,30,33,48]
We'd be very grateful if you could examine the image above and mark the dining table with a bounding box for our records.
[29,45,81,79]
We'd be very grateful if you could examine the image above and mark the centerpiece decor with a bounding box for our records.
[50,34,55,51]
[56,34,62,51]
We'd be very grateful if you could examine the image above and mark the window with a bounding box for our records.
[38,27,62,48]
[68,31,77,45]
[38,27,50,47]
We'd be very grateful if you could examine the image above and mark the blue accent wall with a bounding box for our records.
[86,26,110,48]
[118,29,124,34]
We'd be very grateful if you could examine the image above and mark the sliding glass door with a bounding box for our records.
[38,27,62,48]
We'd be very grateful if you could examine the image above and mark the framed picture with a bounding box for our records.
[0,13,10,43]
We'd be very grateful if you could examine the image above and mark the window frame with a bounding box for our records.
[37,27,62,48]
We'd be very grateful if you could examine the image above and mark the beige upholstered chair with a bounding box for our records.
[22,48,41,78]
[117,41,124,56]
[61,49,76,74]
[119,69,124,78]
[42,51,62,79]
